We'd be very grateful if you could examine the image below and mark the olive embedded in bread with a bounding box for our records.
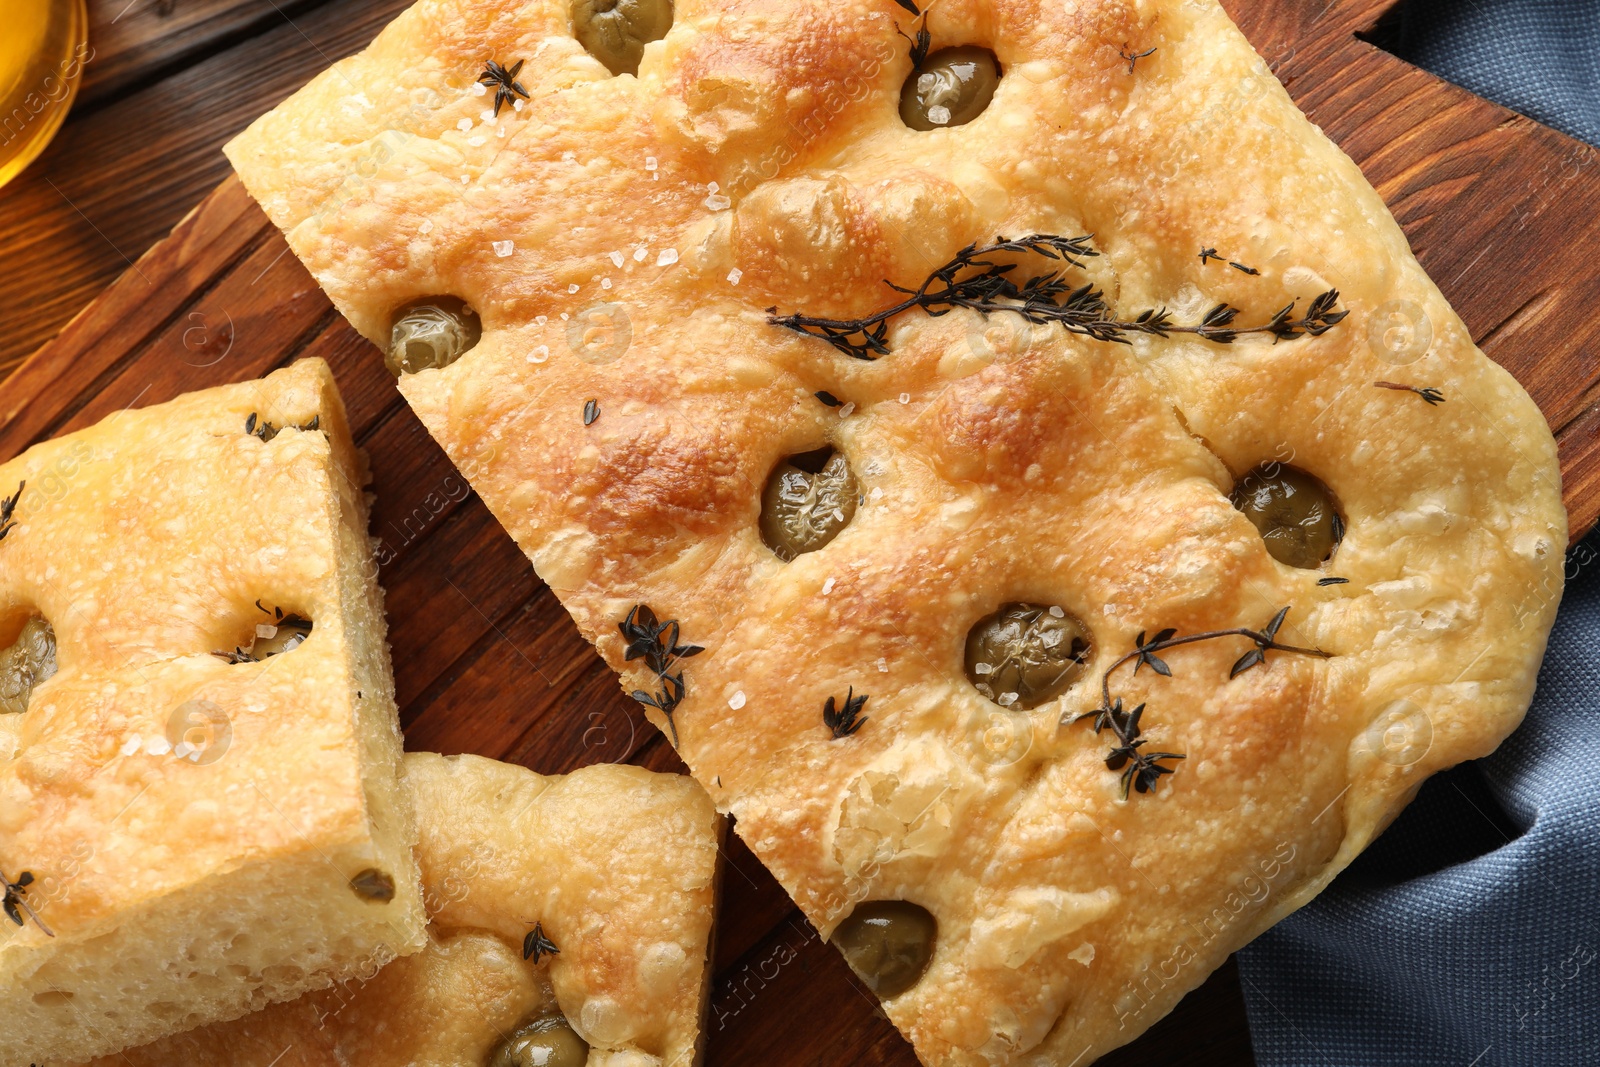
[1230,465,1343,569]
[487,1013,590,1067]
[964,604,1091,709]
[386,297,481,376]
[900,46,1001,131]
[759,451,859,561]
[572,0,673,77]
[833,900,937,999]
[0,617,55,715]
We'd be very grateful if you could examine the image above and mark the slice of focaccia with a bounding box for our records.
[75,752,724,1067]
[224,1,1568,1062]
[0,361,425,1065]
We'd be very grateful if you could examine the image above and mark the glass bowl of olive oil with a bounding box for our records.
[0,0,89,189]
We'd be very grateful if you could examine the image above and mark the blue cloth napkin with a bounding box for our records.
[1364,0,1600,147]
[1238,6,1600,1062]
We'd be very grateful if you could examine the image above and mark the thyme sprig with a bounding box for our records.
[621,605,704,746]
[1119,45,1157,73]
[897,7,931,66]
[2,869,51,937]
[478,59,529,117]
[768,234,1348,360]
[0,482,22,543]
[1076,607,1330,798]
[523,921,559,962]
[823,687,869,739]
[1374,381,1444,406]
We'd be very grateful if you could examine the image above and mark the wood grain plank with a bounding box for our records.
[81,0,336,108]
[0,0,412,381]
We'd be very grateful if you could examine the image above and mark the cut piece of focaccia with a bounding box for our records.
[224,0,1568,1062]
[75,752,724,1067]
[0,360,425,1066]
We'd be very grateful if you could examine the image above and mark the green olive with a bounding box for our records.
[965,604,1090,709]
[386,297,481,376]
[899,46,1001,131]
[833,901,936,1000]
[349,869,395,903]
[1230,465,1343,569]
[572,0,673,77]
[0,617,55,715]
[487,1013,589,1067]
[759,450,858,562]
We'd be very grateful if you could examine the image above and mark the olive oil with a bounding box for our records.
[0,0,88,189]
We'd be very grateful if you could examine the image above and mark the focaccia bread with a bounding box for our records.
[0,361,425,1065]
[224,1,1568,1062]
[76,752,724,1067]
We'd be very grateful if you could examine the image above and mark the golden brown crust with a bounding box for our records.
[226,1,1567,1062]
[0,360,426,1066]
[75,754,724,1067]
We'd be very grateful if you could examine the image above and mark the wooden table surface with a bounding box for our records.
[3,2,1598,1065]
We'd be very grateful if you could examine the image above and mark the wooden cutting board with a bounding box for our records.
[2,2,1596,1064]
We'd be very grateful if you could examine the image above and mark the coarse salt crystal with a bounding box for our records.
[471,81,488,96]
[608,250,624,267]
[727,268,743,284]
[512,98,523,111]
[145,736,172,756]
[729,690,746,710]
[633,247,648,262]
[493,240,515,257]
[705,194,731,211]
[601,278,612,289]
[997,692,1019,707]
[456,118,473,131]
[822,577,836,595]
[656,248,678,266]
[877,658,888,673]
[869,486,884,502]
[645,156,658,170]
[173,741,194,759]
[529,345,550,363]
[928,105,951,126]
[468,135,486,146]
[560,312,570,321]
[256,623,278,640]
[420,219,434,234]
[479,109,495,122]
[568,283,580,293]
[899,392,911,403]
[1049,605,1065,617]
[708,181,719,192]
[536,314,548,325]
[120,736,142,757]
[838,402,855,418]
